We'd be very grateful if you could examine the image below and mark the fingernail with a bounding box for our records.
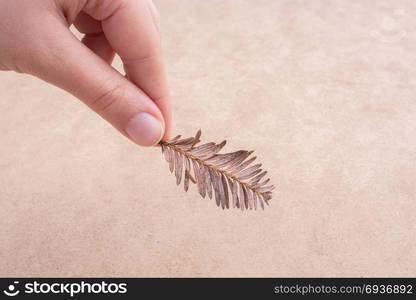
[125,112,163,146]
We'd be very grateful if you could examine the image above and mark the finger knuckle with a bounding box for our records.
[90,83,125,114]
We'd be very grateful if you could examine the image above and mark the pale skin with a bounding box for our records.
[0,0,171,146]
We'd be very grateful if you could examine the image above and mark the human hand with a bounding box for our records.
[0,0,171,146]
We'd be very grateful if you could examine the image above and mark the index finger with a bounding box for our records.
[84,0,171,139]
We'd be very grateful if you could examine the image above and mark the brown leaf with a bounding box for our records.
[253,192,258,210]
[189,142,216,156]
[223,151,253,171]
[174,151,183,185]
[227,177,239,208]
[256,185,275,193]
[202,165,213,199]
[209,168,221,207]
[236,163,262,177]
[255,178,270,188]
[166,147,174,173]
[221,173,230,209]
[257,193,265,210]
[238,183,246,210]
[228,156,257,174]
[184,156,191,191]
[249,171,268,186]
[192,160,206,198]
[206,150,247,166]
[159,130,273,210]
[246,188,254,210]
[238,167,263,181]
[167,135,181,144]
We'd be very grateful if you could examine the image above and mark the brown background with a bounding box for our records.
[1,0,416,277]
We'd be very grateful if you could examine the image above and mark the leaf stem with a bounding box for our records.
[161,142,263,196]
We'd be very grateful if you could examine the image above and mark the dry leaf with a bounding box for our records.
[159,130,274,210]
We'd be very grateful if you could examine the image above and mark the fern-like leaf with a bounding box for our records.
[159,130,274,210]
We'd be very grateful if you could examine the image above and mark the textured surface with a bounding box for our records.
[1,0,416,277]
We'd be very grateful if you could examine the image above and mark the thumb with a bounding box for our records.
[28,21,165,147]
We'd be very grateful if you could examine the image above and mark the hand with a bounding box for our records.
[0,0,171,146]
